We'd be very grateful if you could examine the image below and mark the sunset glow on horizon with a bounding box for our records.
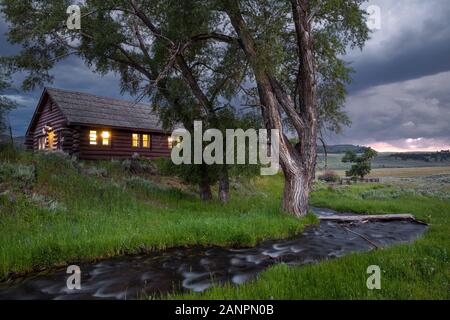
[368,138,450,153]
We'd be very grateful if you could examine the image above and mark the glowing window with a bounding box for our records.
[101,131,110,146]
[142,134,150,148]
[89,130,97,145]
[38,136,47,150]
[168,136,181,149]
[132,133,140,148]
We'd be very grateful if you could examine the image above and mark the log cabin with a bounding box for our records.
[25,87,174,160]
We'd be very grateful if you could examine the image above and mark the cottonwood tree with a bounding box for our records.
[215,0,369,216]
[0,0,248,202]
[2,0,369,215]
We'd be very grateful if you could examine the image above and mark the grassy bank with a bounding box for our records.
[0,150,315,280]
[175,183,450,299]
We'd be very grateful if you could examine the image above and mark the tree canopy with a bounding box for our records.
[1,0,370,215]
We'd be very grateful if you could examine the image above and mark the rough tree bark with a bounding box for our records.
[225,1,318,217]
[291,0,318,192]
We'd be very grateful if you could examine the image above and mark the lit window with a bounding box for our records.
[38,136,47,150]
[142,134,150,148]
[132,133,140,148]
[89,130,97,145]
[101,131,110,146]
[168,136,181,149]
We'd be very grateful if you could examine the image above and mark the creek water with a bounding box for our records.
[0,208,427,300]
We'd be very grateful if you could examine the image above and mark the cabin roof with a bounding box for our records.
[44,87,165,131]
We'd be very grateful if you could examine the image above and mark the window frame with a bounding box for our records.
[142,134,151,149]
[101,130,111,146]
[89,130,98,145]
[132,133,152,149]
[38,136,47,150]
[132,133,141,148]
[89,129,112,147]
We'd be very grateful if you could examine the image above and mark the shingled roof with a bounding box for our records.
[45,87,165,131]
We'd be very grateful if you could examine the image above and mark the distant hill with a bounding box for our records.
[317,144,368,154]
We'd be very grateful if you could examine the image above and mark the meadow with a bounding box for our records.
[0,149,315,281]
[175,181,450,300]
[0,148,449,299]
[317,152,450,171]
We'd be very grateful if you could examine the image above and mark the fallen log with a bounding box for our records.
[319,214,426,224]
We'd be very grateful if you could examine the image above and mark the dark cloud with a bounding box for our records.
[347,0,450,92]
[1,1,449,152]
[329,71,450,151]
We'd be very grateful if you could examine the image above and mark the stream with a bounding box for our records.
[0,208,427,300]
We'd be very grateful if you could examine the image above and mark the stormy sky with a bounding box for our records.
[1,0,449,152]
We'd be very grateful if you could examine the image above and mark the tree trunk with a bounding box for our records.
[199,165,212,201]
[218,165,230,203]
[282,171,310,217]
[225,4,317,217]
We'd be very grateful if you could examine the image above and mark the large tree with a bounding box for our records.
[216,0,369,216]
[1,0,369,216]
[0,0,249,202]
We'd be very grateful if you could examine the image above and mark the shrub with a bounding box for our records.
[82,166,108,177]
[0,162,36,190]
[121,154,158,175]
[318,170,340,183]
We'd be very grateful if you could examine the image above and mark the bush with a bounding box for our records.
[81,166,108,177]
[121,153,158,175]
[0,162,36,190]
[318,170,340,183]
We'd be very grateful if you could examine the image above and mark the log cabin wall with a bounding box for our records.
[77,126,172,160]
[27,95,69,151]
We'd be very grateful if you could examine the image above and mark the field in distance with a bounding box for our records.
[317,152,450,171]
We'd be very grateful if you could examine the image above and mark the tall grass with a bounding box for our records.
[0,151,315,280]
[175,183,450,300]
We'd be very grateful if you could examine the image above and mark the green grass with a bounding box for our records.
[0,151,315,280]
[174,183,450,300]
[1,149,448,299]
[317,152,450,171]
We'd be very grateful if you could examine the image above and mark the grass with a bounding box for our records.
[318,166,450,179]
[174,183,450,300]
[1,148,449,299]
[317,152,450,171]
[0,150,316,281]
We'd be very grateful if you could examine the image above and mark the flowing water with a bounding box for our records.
[0,208,427,300]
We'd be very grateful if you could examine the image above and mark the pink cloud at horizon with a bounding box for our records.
[368,138,450,153]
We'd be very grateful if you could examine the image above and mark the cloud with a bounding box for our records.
[329,71,450,151]
[1,1,449,148]
[369,138,450,152]
[0,94,34,105]
[347,0,450,92]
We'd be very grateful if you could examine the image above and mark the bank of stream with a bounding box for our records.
[0,208,427,300]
